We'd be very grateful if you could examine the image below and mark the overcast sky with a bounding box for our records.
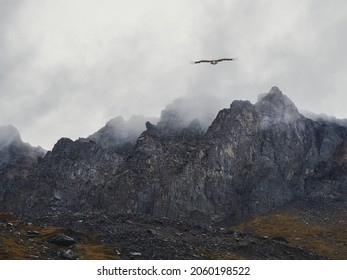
[1,0,346,149]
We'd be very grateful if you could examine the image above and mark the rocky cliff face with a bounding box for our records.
[0,125,46,205]
[0,87,346,225]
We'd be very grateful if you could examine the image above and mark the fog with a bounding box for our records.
[0,125,21,149]
[0,0,346,149]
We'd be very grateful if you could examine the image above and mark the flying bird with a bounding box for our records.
[191,58,237,65]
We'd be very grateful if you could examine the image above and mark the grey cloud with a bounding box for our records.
[0,125,21,149]
[158,95,226,130]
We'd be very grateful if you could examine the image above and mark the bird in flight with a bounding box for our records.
[191,58,237,65]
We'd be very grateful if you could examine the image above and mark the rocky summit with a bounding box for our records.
[0,87,346,259]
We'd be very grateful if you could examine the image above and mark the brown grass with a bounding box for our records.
[233,213,347,259]
[0,237,27,259]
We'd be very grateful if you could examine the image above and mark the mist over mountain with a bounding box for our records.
[157,95,226,131]
[84,95,224,151]
[301,110,347,128]
[87,115,158,152]
[0,125,45,167]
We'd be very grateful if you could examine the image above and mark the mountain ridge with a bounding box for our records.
[0,87,346,226]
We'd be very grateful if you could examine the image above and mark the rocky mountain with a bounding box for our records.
[0,87,346,227]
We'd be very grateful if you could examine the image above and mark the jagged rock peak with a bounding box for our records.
[269,86,282,94]
[50,138,74,154]
[229,100,253,112]
[145,121,157,131]
[255,87,301,125]
[144,121,160,137]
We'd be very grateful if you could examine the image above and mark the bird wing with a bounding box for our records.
[192,60,212,64]
[216,58,237,62]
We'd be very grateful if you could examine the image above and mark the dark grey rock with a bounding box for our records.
[62,249,76,260]
[49,234,76,246]
[26,231,40,238]
[146,229,157,235]
[271,236,289,243]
